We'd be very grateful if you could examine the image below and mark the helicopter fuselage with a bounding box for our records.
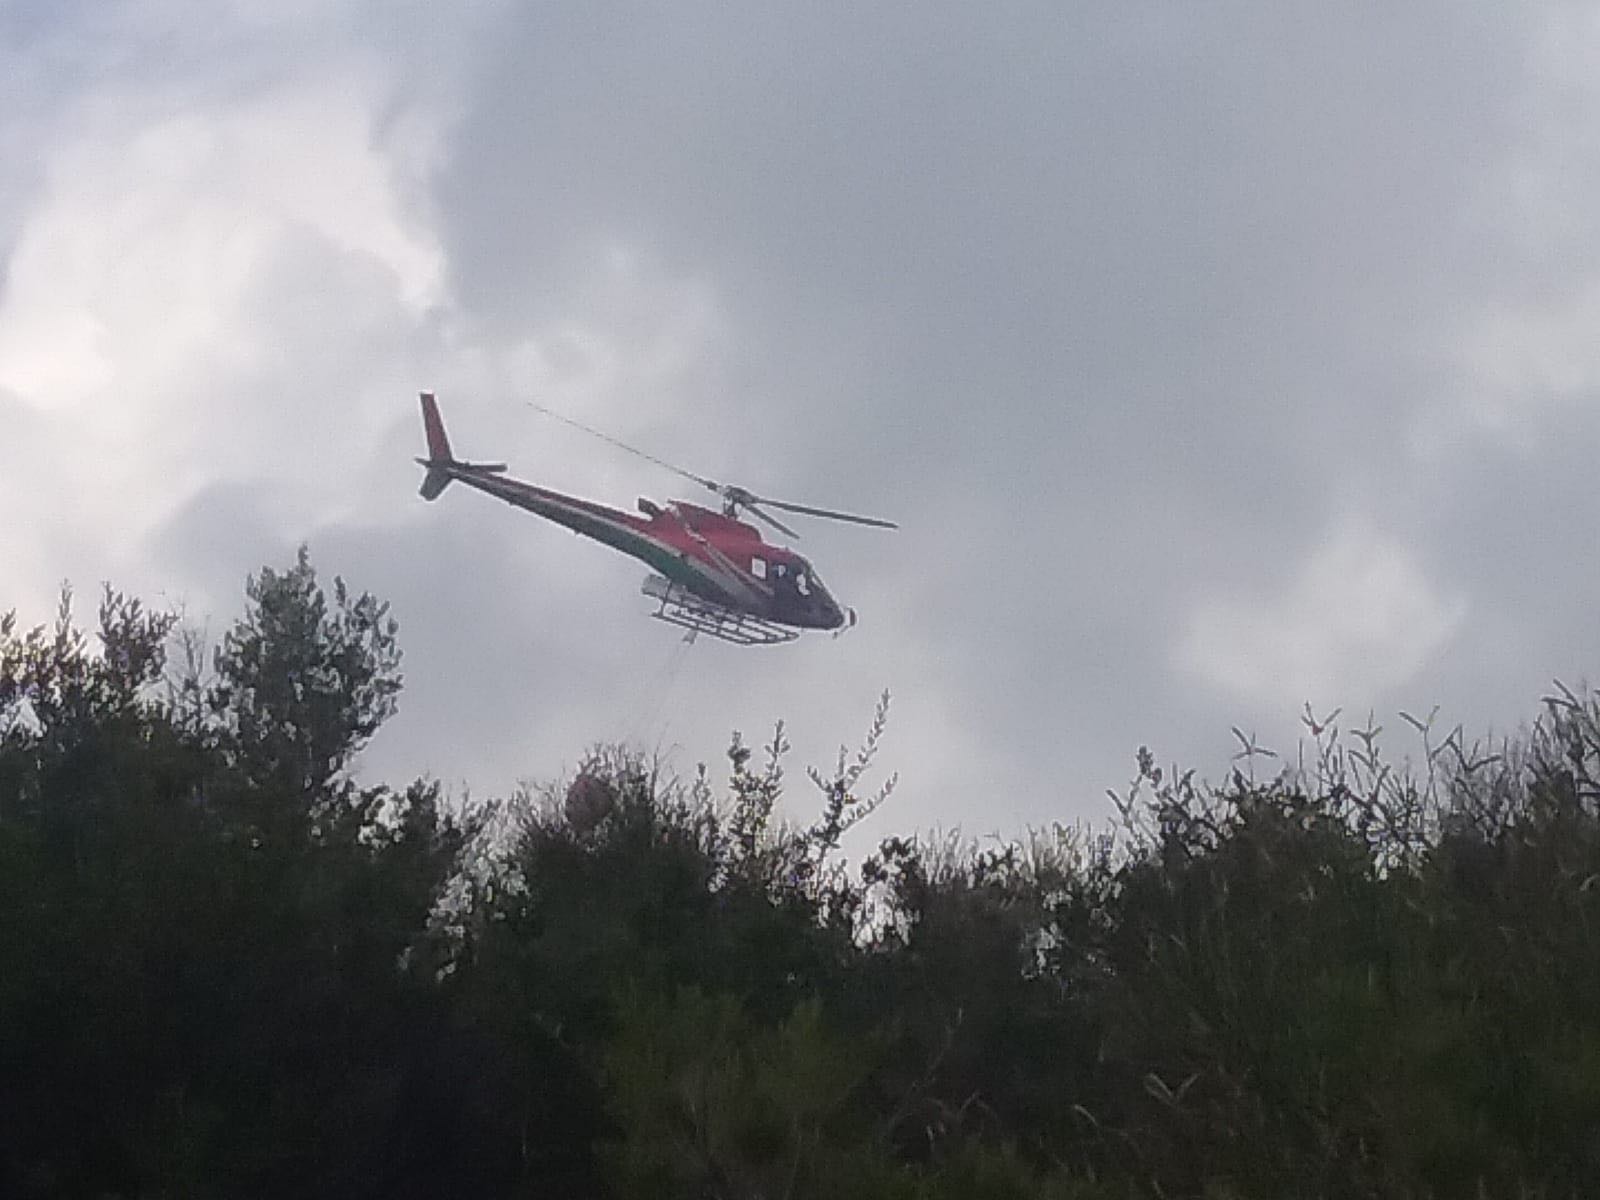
[426,459,850,632]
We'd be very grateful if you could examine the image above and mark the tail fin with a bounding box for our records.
[418,392,456,499]
[416,392,508,500]
[421,391,453,461]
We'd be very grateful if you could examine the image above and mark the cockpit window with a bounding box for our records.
[751,556,767,579]
[795,570,810,596]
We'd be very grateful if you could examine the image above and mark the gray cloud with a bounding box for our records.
[4,3,1598,835]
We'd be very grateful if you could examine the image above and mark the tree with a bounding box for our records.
[10,548,1600,1199]
[211,546,401,803]
[0,556,468,1198]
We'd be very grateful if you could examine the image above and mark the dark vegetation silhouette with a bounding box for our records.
[3,551,1599,1197]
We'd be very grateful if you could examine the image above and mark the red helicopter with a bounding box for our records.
[415,393,896,645]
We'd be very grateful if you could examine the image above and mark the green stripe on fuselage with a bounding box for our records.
[460,473,741,607]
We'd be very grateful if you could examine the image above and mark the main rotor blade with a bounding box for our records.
[527,401,721,496]
[744,503,801,541]
[750,497,899,529]
[528,401,897,532]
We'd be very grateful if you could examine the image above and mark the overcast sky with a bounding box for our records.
[3,2,1598,839]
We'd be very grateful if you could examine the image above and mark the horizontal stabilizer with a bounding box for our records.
[414,457,508,500]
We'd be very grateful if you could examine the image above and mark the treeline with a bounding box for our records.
[2,553,1599,1198]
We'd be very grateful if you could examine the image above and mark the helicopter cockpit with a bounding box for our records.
[758,553,846,630]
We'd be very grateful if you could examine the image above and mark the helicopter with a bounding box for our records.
[415,393,896,645]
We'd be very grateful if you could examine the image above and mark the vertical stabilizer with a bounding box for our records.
[416,393,508,499]
[418,392,455,500]
[420,392,454,463]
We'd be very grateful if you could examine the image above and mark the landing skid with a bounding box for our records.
[641,576,799,646]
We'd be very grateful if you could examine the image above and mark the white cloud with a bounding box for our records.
[0,47,455,611]
[1410,6,1600,456]
[493,245,727,427]
[0,76,443,409]
[1177,520,1466,713]
[1452,287,1600,432]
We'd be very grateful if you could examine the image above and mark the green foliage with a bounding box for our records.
[0,556,466,1198]
[211,546,402,799]
[6,554,1600,1198]
[602,988,864,1197]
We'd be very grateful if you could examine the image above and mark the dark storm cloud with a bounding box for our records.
[409,3,1586,817]
[6,3,1598,832]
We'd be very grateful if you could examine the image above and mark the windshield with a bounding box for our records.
[792,557,827,598]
